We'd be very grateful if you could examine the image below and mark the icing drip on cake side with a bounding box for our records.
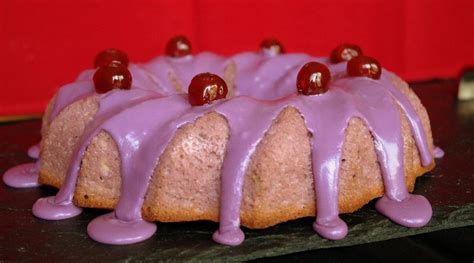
[33,89,160,221]
[27,52,438,246]
[87,95,195,244]
[2,64,166,189]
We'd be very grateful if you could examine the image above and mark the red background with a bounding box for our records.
[1,0,473,116]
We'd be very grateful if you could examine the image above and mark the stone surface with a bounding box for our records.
[0,80,473,262]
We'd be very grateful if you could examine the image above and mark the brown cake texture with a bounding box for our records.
[38,72,435,229]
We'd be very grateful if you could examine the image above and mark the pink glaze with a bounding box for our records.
[30,51,436,246]
[2,162,40,188]
[50,65,164,124]
[143,53,228,95]
[3,143,40,189]
[376,195,432,227]
[434,146,445,158]
[27,144,40,159]
[32,196,82,220]
[49,81,95,122]
[87,212,157,245]
[379,72,433,167]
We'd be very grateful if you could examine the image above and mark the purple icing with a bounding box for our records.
[141,57,180,94]
[3,143,39,189]
[50,65,165,124]
[376,194,432,227]
[27,143,40,159]
[143,53,228,95]
[87,212,156,245]
[32,196,82,220]
[232,53,314,99]
[379,72,433,167]
[29,51,436,246]
[49,81,95,122]
[2,162,40,188]
[434,146,445,158]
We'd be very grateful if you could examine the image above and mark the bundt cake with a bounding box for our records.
[3,39,440,246]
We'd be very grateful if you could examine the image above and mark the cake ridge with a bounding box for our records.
[45,89,162,204]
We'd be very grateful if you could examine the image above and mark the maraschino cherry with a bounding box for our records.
[166,35,192,57]
[296,62,331,95]
[188,73,228,106]
[330,44,362,63]
[260,38,284,55]
[94,48,129,68]
[93,63,132,94]
[347,55,382,79]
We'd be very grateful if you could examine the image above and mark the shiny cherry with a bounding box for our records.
[93,63,132,94]
[166,35,192,57]
[347,55,382,79]
[296,62,331,95]
[188,73,228,106]
[94,48,129,68]
[330,44,362,63]
[260,38,284,54]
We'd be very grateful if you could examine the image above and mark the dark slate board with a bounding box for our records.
[1,80,473,262]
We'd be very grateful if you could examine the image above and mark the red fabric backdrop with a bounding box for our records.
[1,0,473,116]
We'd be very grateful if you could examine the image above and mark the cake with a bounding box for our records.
[2,38,440,246]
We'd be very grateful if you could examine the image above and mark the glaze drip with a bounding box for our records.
[33,89,161,220]
[2,141,39,189]
[434,146,445,158]
[2,162,40,188]
[27,144,40,159]
[29,51,437,246]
